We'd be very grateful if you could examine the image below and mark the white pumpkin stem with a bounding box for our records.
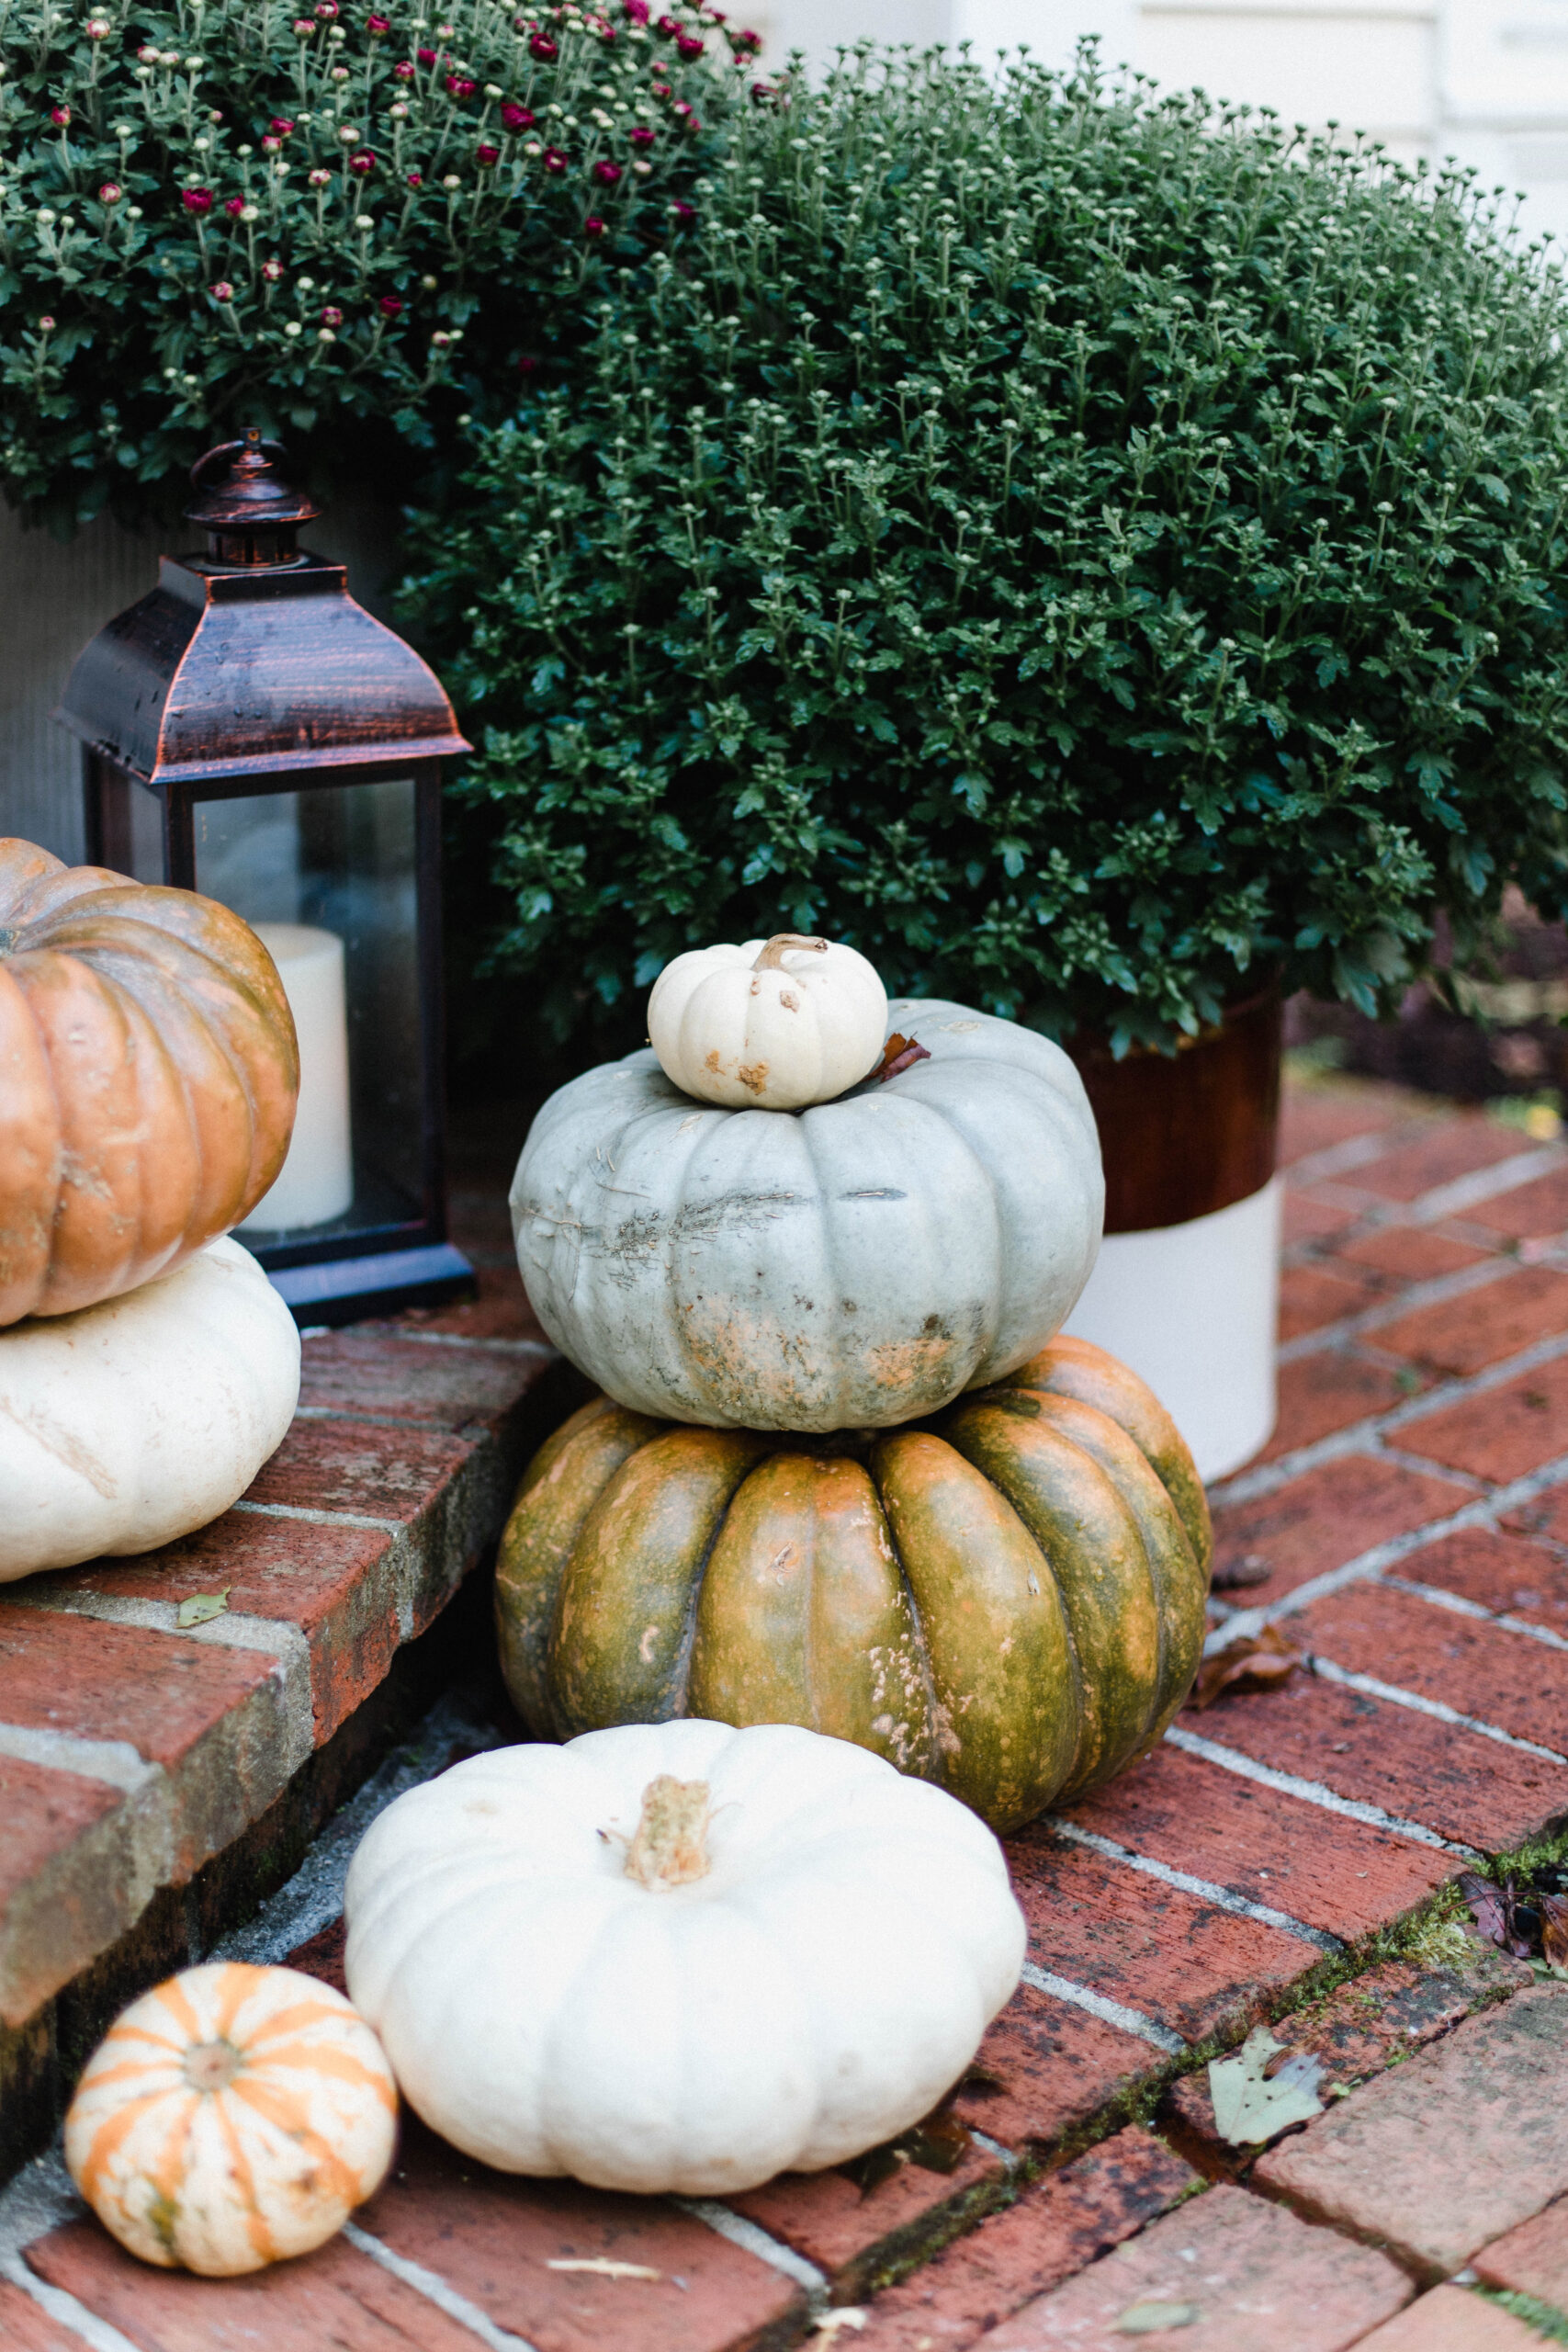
[623,1775,713,1891]
[751,933,828,972]
[184,2039,243,2094]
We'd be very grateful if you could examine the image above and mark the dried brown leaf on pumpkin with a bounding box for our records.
[1187,1623,1304,1712]
[869,1033,932,1084]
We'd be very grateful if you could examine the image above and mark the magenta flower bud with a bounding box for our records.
[378,293,404,314]
[583,213,606,236]
[542,144,568,171]
[592,157,622,183]
[183,186,214,213]
[476,141,500,164]
[501,100,534,129]
[210,279,234,300]
[99,181,123,204]
[321,303,344,323]
[394,56,415,74]
[263,256,284,279]
[529,30,558,56]
[628,124,655,147]
[51,104,72,127]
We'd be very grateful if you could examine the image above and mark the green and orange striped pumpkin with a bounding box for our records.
[496,1336,1212,1833]
[64,1962,397,2275]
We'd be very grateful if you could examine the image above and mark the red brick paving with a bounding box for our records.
[1293,1581,1568,1757]
[1278,1263,1380,1340]
[359,2119,807,2351]
[1346,1115,1531,1202]
[949,1984,1159,2149]
[1473,2188,1568,2306]
[1331,1225,1494,1281]
[1357,2286,1544,2348]
[981,2182,1412,2350]
[1370,1263,1568,1375]
[1261,1352,1421,1460]
[0,1606,275,1770]
[728,2142,1006,2301]
[1392,1525,1568,1634]
[857,2130,1199,2348]
[1174,1674,1568,1852]
[1394,1351,1568,1482]
[1470,1159,1568,1238]
[1059,1745,1452,1940]
[28,2220,491,2349]
[1211,1454,1466,1602]
[15,1072,1568,2351]
[0,2276,93,2351]
[1256,1984,1568,2276]
[1008,1832,1318,2045]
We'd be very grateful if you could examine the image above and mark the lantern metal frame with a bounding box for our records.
[56,430,477,1327]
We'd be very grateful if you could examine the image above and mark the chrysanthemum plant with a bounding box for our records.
[408,50,1568,1060]
[0,0,754,528]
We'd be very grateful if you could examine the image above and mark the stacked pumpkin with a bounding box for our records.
[0,838,302,1577]
[500,933,1213,1835]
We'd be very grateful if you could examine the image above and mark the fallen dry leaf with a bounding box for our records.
[1459,1871,1536,1961]
[1113,2303,1201,2335]
[813,2312,869,2339]
[871,1033,932,1084]
[1188,1623,1303,1711]
[546,2259,661,2280]
[1540,1892,1568,1975]
[1208,2026,1325,2146]
[176,1587,231,1629]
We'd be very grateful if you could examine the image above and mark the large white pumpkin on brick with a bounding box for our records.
[0,1236,299,1579]
[513,998,1103,1432]
[344,1719,1025,2195]
[649,933,887,1110]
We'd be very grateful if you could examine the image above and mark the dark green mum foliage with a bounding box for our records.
[0,0,749,530]
[409,49,1568,1057]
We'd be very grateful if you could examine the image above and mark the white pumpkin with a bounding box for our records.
[0,1236,299,1579]
[648,933,888,1110]
[512,997,1103,1431]
[65,1962,398,2274]
[344,1719,1025,2195]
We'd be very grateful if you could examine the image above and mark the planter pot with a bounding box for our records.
[1064,983,1283,1483]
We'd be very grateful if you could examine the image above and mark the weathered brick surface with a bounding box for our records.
[1211,1456,1462,1602]
[27,2220,490,2350]
[860,2130,1200,2349]
[728,2137,1005,2301]
[1471,1160,1568,1239]
[1278,1265,1379,1340]
[1283,1190,1364,1245]
[1293,1581,1568,1757]
[298,1329,539,1433]
[1473,2189,1568,2306]
[358,2118,806,2351]
[980,2181,1412,2350]
[0,1758,153,2030]
[1331,1227,1493,1281]
[0,2269,85,2349]
[1278,1088,1414,1166]
[1062,1745,1450,1940]
[1256,1984,1568,2277]
[1163,1961,1507,2175]
[243,1415,478,1522]
[1371,1265,1568,1376]
[0,1606,276,1768]
[1502,1482,1568,1545]
[1349,1118,1535,1202]
[1396,1354,1568,1482]
[1008,1831,1318,2045]
[1391,1526,1568,1635]
[1171,1674,1568,1853]
[1261,1353,1420,1462]
[949,1984,1159,2151]
[1355,2284,1546,2348]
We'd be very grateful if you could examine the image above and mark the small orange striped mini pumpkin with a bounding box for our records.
[64,1961,398,2275]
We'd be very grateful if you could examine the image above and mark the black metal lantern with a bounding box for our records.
[56,428,475,1326]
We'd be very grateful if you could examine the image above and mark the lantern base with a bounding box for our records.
[265,1242,477,1329]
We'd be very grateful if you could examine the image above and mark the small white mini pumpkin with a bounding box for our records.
[65,1962,398,2275]
[344,1719,1025,2195]
[648,933,887,1109]
[0,1235,299,1580]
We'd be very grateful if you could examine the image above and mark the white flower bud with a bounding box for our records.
[285,320,303,334]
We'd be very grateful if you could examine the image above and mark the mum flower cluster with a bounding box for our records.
[0,0,755,526]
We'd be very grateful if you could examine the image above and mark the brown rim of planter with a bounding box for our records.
[1067,978,1283,1235]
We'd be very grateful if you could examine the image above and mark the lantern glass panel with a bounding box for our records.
[191,779,425,1245]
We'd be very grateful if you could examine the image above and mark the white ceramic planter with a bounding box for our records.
[1065,1176,1281,1483]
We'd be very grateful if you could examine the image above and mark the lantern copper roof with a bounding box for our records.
[55,429,470,786]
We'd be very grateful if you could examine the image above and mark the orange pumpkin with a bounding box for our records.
[0,839,298,1325]
[64,1962,398,2275]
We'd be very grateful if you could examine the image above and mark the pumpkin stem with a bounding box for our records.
[623,1774,713,1890]
[751,933,828,973]
[184,2039,243,2094]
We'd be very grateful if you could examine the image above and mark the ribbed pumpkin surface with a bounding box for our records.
[64,1962,397,2276]
[0,839,298,1324]
[496,1336,1212,1832]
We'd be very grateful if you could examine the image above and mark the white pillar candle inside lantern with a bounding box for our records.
[243,922,354,1231]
